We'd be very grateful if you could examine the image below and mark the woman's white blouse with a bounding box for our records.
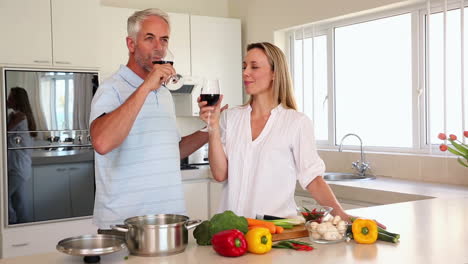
[217,104,326,218]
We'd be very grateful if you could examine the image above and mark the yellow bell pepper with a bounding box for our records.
[352,218,378,244]
[245,227,272,254]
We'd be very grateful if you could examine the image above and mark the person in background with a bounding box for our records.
[199,42,381,225]
[89,8,208,231]
[6,87,36,224]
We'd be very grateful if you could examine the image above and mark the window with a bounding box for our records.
[288,2,467,152]
[427,8,468,144]
[41,73,74,130]
[293,35,329,141]
[335,14,412,148]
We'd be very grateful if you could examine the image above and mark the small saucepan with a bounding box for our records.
[111,214,201,257]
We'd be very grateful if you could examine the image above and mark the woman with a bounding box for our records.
[7,87,36,224]
[199,42,352,221]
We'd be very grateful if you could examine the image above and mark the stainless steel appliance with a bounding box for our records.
[111,214,201,256]
[1,67,98,226]
[57,234,126,263]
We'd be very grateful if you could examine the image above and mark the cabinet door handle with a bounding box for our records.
[11,243,29,247]
[69,167,79,171]
[56,168,67,172]
[33,60,50,64]
[55,61,71,64]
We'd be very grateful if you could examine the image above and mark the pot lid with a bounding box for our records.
[56,234,126,257]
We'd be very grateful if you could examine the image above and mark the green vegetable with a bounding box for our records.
[193,221,212,245]
[378,226,400,239]
[193,210,249,246]
[272,240,314,251]
[210,210,249,236]
[264,218,303,228]
[377,232,399,243]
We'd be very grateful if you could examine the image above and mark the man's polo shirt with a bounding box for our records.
[89,65,185,229]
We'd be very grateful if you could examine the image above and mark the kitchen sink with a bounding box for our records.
[323,172,376,181]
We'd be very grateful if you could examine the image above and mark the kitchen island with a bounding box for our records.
[1,196,467,264]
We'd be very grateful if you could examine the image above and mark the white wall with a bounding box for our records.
[228,0,422,45]
[101,0,230,17]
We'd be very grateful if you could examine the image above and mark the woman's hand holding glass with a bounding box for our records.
[199,79,222,132]
[198,94,224,132]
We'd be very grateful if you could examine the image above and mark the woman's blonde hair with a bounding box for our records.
[246,42,297,110]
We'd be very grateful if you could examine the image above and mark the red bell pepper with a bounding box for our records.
[211,229,247,257]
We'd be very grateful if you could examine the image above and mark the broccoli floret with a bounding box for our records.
[193,211,248,246]
[193,220,212,245]
[209,210,248,236]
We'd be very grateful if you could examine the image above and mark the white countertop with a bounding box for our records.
[1,196,467,264]
[184,166,468,199]
[325,176,468,198]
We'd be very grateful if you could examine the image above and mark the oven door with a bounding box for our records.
[6,131,95,226]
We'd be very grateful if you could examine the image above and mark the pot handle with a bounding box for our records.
[185,219,202,230]
[110,224,129,233]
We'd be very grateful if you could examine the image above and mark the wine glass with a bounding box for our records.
[200,79,220,131]
[152,48,184,90]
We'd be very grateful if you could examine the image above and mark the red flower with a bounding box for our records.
[438,133,447,140]
[464,131,468,138]
[439,144,448,151]
[449,134,457,140]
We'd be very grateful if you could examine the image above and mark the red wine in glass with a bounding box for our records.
[200,94,220,106]
[152,48,184,90]
[152,60,174,65]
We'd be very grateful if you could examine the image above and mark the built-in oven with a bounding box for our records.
[1,67,98,226]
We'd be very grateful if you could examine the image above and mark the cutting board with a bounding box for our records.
[271,225,309,241]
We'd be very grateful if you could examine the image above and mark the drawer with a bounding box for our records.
[3,229,44,258]
[2,218,96,258]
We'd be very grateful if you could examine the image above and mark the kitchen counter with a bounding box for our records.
[1,196,467,264]
[31,149,94,165]
[324,175,468,199]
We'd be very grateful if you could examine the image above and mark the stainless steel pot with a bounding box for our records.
[111,214,201,257]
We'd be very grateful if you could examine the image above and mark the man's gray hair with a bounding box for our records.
[127,8,170,39]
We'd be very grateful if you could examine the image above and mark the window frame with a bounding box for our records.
[286,0,467,154]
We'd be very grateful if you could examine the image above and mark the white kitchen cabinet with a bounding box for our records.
[51,0,99,68]
[183,180,209,220]
[168,13,191,77]
[97,7,191,81]
[208,180,224,218]
[0,0,98,68]
[0,0,52,65]
[1,218,96,258]
[190,16,243,111]
[97,6,138,81]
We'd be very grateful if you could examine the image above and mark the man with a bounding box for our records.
[89,8,208,230]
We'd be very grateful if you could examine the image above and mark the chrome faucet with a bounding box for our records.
[338,133,370,176]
